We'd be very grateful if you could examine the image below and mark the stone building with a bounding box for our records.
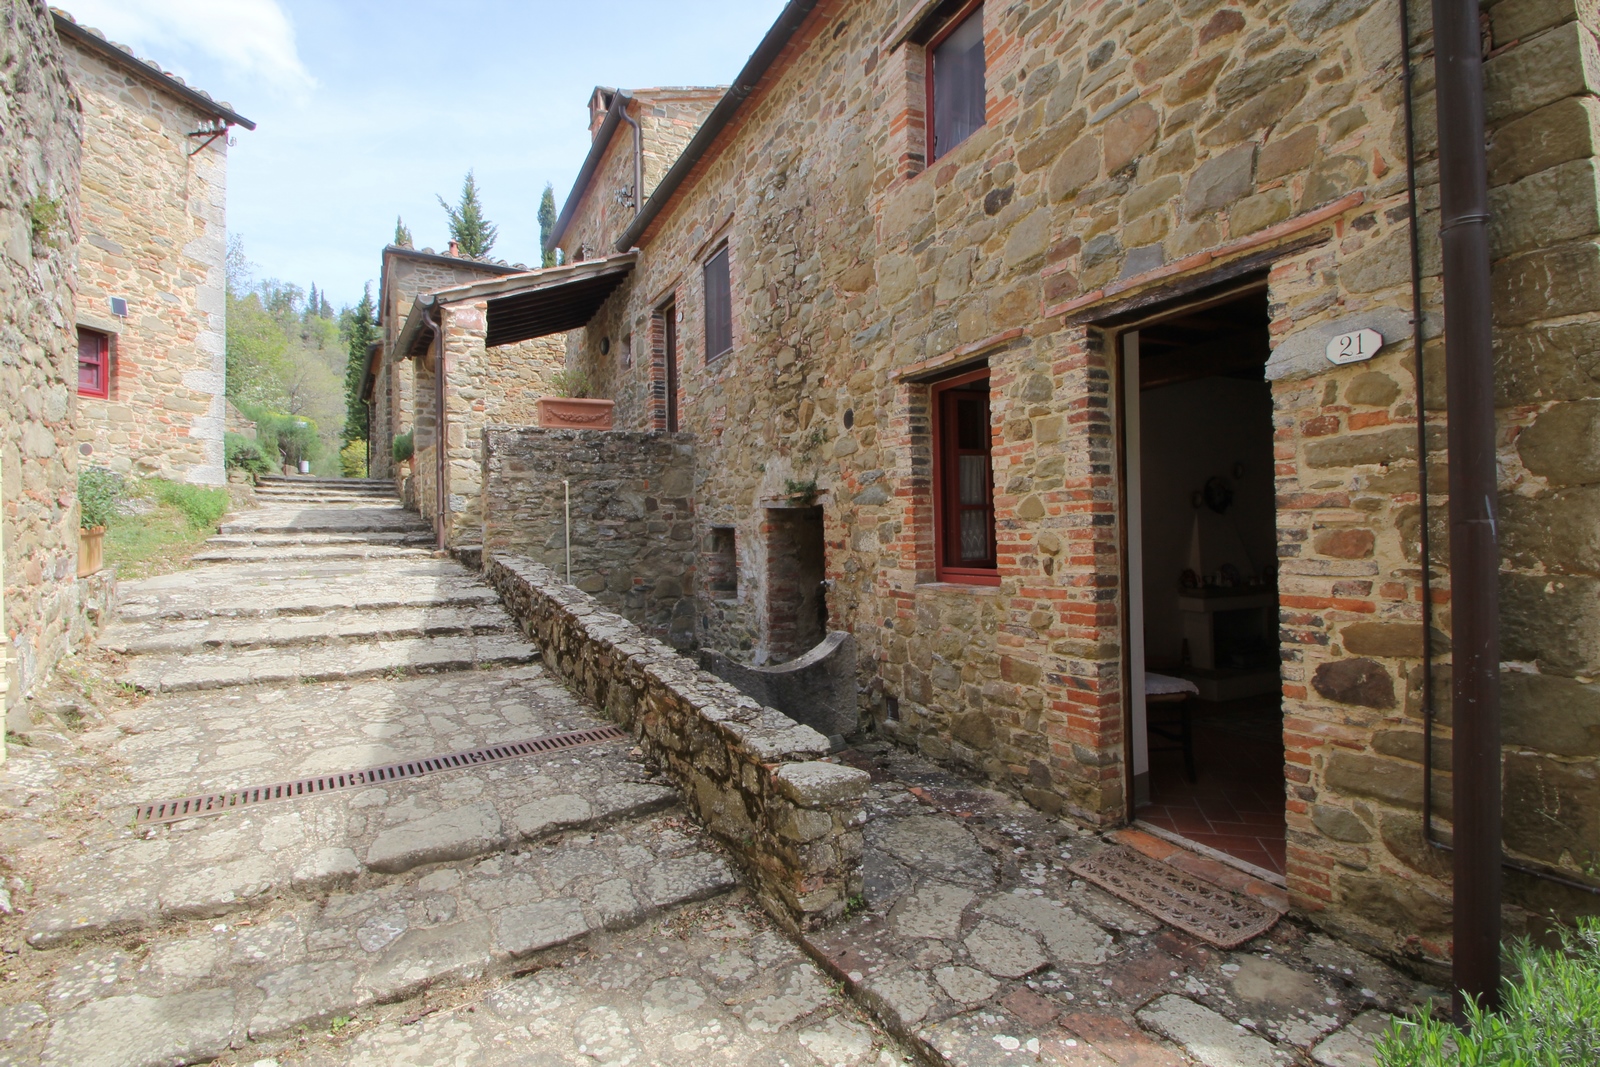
[474,0,1600,971]
[366,245,527,486]
[53,11,253,486]
[1,0,82,730]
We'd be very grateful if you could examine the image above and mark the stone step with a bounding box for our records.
[101,604,519,655]
[117,560,499,621]
[206,532,434,548]
[221,509,431,537]
[251,489,400,500]
[191,543,437,564]
[257,476,395,488]
[120,632,537,692]
[23,813,739,1067]
[248,495,402,507]
[25,669,680,946]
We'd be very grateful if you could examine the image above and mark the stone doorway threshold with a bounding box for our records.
[1133,817,1290,889]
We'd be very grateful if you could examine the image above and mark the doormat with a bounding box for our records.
[1069,845,1279,949]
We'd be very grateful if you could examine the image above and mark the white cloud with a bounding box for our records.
[58,0,314,95]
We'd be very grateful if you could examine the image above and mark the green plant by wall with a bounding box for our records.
[1378,917,1600,1066]
[392,430,414,465]
[225,432,271,476]
[26,191,62,247]
[77,466,122,530]
[149,480,230,529]
[340,439,368,478]
[548,369,593,398]
[784,477,819,506]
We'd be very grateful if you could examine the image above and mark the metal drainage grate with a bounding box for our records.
[133,724,630,825]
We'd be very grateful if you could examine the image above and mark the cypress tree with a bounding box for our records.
[394,216,412,248]
[539,183,557,268]
[342,283,378,445]
[437,170,498,259]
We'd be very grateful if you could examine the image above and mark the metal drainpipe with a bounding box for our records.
[1430,0,1502,1017]
[426,303,446,551]
[618,92,643,217]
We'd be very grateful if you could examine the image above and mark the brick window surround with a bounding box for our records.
[704,244,732,362]
[926,0,985,163]
[932,365,998,584]
[651,301,680,432]
[77,327,110,399]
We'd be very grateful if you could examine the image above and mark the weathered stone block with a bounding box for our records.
[1490,158,1600,258]
[1325,751,1422,807]
[1185,145,1255,216]
[1341,621,1446,658]
[1312,803,1373,843]
[1485,21,1600,126]
[1503,751,1600,863]
[1500,572,1600,674]
[1304,428,1417,469]
[1495,240,1600,324]
[1517,399,1600,485]
[1494,319,1600,404]
[773,760,871,807]
[1258,126,1320,182]
[1502,671,1600,757]
[1490,0,1600,54]
[1488,96,1600,187]
[1313,658,1397,708]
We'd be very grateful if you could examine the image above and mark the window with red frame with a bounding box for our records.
[927,2,986,162]
[78,328,110,399]
[933,368,997,583]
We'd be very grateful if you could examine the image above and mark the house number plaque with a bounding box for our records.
[1325,328,1384,365]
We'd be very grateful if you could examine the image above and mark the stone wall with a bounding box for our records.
[371,248,522,481]
[1,0,84,719]
[485,553,870,930]
[59,32,229,485]
[549,0,1600,964]
[409,302,565,545]
[481,427,697,645]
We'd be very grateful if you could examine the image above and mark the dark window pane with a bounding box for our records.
[955,396,985,449]
[704,246,732,360]
[932,7,985,159]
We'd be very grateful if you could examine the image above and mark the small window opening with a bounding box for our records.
[704,244,732,362]
[928,3,986,161]
[708,526,738,597]
[78,328,110,399]
[932,366,997,583]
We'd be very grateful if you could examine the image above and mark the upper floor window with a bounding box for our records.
[932,367,997,583]
[704,243,732,361]
[928,3,986,161]
[78,328,110,399]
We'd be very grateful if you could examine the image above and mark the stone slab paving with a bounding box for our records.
[797,743,1440,1067]
[191,544,440,564]
[220,507,432,536]
[103,605,516,655]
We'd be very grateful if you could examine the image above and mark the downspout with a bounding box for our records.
[618,91,644,218]
[1429,0,1502,1017]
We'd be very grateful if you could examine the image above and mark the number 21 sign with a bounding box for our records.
[1325,328,1384,365]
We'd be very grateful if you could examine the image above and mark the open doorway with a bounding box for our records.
[1121,284,1286,881]
[762,505,827,663]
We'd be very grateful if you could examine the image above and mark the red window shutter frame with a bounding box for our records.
[931,366,999,585]
[925,0,987,164]
[77,329,110,399]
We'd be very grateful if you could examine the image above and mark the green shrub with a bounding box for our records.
[252,411,321,469]
[340,439,368,478]
[392,430,414,464]
[1379,917,1600,1066]
[78,466,122,530]
[548,368,592,398]
[149,480,230,530]
[225,432,272,476]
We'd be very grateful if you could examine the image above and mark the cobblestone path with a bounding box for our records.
[0,478,909,1067]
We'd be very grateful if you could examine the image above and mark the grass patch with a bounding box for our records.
[103,478,231,580]
[1379,917,1600,1066]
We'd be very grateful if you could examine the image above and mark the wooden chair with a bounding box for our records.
[1145,673,1197,783]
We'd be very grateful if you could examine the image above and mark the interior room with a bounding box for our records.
[1123,287,1287,879]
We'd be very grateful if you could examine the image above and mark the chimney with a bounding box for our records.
[448,240,460,257]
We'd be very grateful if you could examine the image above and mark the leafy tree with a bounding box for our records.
[394,216,412,248]
[342,283,377,445]
[539,183,557,268]
[437,170,498,259]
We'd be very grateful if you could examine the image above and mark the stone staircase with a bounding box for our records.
[6,483,747,1067]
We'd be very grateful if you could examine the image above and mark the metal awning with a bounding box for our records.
[396,252,638,358]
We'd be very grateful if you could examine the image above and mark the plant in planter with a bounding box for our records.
[393,430,414,471]
[537,368,614,430]
[77,465,120,576]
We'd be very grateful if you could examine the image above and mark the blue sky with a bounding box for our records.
[61,0,789,308]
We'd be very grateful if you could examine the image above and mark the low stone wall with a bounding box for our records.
[482,428,697,646]
[700,630,860,743]
[485,553,868,930]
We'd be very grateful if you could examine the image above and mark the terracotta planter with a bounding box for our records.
[78,525,105,577]
[537,397,614,430]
